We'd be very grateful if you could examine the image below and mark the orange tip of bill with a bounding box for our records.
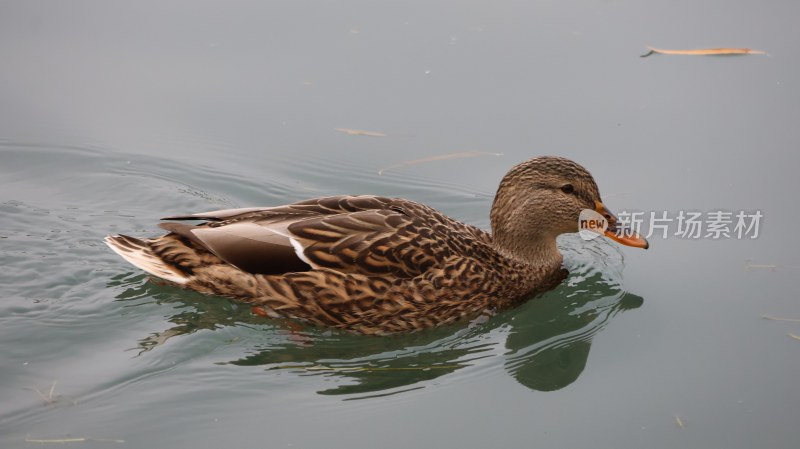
[604,229,650,249]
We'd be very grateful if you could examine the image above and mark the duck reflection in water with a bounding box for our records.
[111,239,642,396]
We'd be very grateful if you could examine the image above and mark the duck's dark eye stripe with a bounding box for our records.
[561,184,575,194]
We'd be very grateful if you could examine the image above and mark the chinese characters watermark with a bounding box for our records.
[578,210,763,240]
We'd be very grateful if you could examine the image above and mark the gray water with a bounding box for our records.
[2,1,800,448]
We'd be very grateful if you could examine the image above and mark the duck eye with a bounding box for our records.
[561,184,575,194]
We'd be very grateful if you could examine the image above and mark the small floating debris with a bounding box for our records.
[378,151,503,175]
[27,381,75,406]
[746,259,779,271]
[674,414,685,429]
[788,333,800,341]
[641,46,767,58]
[762,315,800,323]
[335,128,387,137]
[37,381,58,405]
[25,437,125,444]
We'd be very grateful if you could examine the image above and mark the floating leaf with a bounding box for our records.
[675,415,685,429]
[335,128,387,137]
[378,151,503,175]
[641,46,767,58]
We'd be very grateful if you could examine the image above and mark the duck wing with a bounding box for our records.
[159,195,490,278]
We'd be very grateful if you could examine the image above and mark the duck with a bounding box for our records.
[105,156,648,334]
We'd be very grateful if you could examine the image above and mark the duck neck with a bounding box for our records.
[492,230,564,271]
[490,197,564,271]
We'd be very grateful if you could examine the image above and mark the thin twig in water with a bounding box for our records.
[641,46,767,58]
[378,151,503,175]
[335,128,387,137]
[788,333,800,341]
[762,315,800,323]
[674,415,685,429]
[25,437,125,444]
[747,263,778,271]
[30,381,57,405]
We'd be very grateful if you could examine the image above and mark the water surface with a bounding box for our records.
[2,1,799,448]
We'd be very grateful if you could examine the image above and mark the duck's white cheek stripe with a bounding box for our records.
[289,237,316,268]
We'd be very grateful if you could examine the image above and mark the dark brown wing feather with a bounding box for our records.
[155,196,390,275]
[288,209,422,277]
[286,197,492,278]
[158,195,491,279]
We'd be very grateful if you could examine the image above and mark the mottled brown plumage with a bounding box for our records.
[106,156,647,334]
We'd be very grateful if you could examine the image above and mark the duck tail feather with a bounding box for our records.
[105,234,189,285]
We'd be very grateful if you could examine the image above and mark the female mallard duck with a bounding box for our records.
[106,156,647,334]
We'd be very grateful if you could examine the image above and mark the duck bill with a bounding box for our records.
[603,228,650,249]
[595,201,650,249]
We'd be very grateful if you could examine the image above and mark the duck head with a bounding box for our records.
[490,156,648,264]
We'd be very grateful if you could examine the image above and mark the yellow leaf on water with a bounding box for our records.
[335,128,387,137]
[641,46,767,57]
[378,151,503,175]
